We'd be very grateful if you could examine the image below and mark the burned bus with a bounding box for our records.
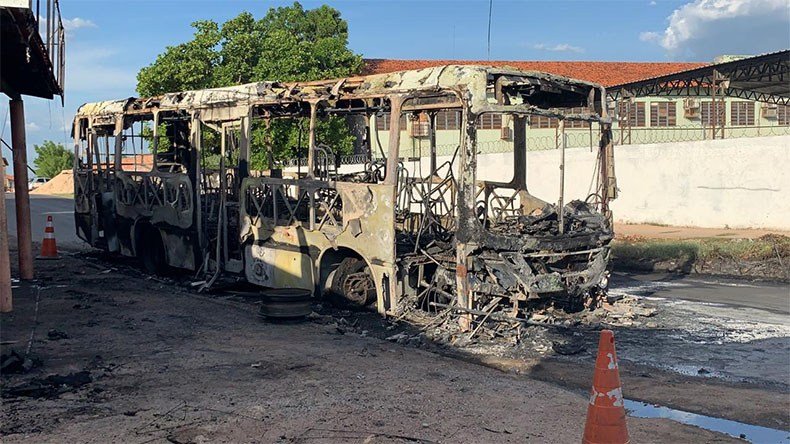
[73,65,617,325]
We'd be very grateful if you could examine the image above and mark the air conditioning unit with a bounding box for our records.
[409,122,430,137]
[762,103,778,119]
[500,126,512,141]
[683,98,700,119]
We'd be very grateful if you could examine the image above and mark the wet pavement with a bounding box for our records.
[611,271,790,314]
[608,273,790,387]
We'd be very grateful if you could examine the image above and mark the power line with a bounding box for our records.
[0,138,37,175]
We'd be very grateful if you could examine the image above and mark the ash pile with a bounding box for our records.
[394,294,658,358]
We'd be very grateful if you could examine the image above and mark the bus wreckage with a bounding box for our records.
[73,65,617,329]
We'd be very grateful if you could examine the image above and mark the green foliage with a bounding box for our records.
[136,2,363,168]
[33,140,73,179]
[254,4,362,82]
[137,21,220,97]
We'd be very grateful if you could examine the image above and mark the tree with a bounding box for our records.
[136,3,363,169]
[33,141,73,179]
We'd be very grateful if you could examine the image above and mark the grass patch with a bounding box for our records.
[612,234,789,265]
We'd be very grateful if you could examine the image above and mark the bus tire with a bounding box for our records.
[329,257,375,308]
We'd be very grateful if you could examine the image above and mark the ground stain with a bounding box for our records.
[625,399,790,443]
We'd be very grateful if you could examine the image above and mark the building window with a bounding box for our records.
[529,107,589,129]
[477,113,502,129]
[409,113,431,137]
[530,114,558,129]
[563,107,589,129]
[778,105,790,126]
[617,102,646,127]
[435,110,461,130]
[730,101,754,126]
[700,101,725,127]
[650,102,677,127]
[376,113,406,131]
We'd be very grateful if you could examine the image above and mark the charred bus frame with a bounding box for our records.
[73,65,617,326]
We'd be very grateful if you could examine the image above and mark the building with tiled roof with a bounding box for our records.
[349,58,790,158]
[361,59,707,87]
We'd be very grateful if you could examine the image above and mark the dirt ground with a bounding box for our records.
[614,222,790,240]
[0,252,746,443]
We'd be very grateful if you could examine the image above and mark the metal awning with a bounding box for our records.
[608,50,790,105]
[0,1,65,100]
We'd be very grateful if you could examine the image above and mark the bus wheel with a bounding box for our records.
[330,257,375,308]
[138,228,166,275]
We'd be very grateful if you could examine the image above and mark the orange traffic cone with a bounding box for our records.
[38,215,59,259]
[582,329,629,444]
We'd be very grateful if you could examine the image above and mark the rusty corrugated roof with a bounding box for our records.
[361,59,707,87]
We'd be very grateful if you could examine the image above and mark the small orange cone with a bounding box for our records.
[582,329,629,444]
[38,215,59,259]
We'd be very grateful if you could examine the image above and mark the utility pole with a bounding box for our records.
[9,98,34,280]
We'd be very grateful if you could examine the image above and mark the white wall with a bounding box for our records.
[289,135,790,230]
[508,135,789,230]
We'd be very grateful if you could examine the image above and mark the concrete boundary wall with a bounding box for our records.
[515,135,789,230]
[288,135,790,230]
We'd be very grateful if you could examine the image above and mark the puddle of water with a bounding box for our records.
[625,399,790,443]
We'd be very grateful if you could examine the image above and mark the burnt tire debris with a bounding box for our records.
[258,288,313,320]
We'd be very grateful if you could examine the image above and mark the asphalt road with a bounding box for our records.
[611,272,789,315]
[5,193,788,314]
[4,193,80,249]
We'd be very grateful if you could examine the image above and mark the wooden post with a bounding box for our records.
[0,157,12,312]
[9,98,34,280]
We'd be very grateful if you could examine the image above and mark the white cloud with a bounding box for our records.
[641,0,789,59]
[66,46,137,94]
[639,31,660,42]
[26,122,41,132]
[531,43,585,53]
[62,17,97,31]
[39,16,96,36]
[649,1,657,5]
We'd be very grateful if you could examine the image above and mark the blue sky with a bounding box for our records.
[2,0,789,174]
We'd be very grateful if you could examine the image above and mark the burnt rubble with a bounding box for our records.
[398,199,613,324]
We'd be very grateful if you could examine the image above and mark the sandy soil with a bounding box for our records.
[0,254,740,443]
[614,222,790,240]
[30,170,73,195]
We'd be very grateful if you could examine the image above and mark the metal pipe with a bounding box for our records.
[385,96,404,185]
[429,111,437,176]
[558,119,566,234]
[711,71,716,140]
[307,102,318,178]
[9,99,33,280]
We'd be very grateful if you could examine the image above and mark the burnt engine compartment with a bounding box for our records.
[397,200,613,316]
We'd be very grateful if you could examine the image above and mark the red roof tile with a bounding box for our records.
[361,59,707,87]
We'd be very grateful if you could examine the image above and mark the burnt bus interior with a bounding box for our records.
[73,66,616,322]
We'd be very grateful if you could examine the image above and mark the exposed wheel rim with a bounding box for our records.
[340,270,375,307]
